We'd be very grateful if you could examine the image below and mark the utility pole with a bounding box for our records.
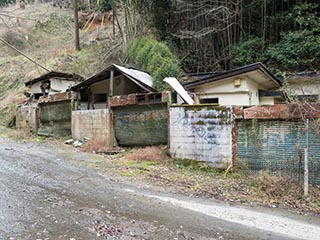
[304,118,309,197]
[73,0,80,51]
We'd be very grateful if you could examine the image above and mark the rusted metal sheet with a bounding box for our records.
[38,92,74,104]
[113,104,168,146]
[170,105,233,168]
[232,106,244,119]
[244,103,320,119]
[109,92,170,107]
[38,101,71,137]
[237,120,320,185]
[109,94,137,107]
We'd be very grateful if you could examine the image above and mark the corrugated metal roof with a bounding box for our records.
[71,64,156,92]
[114,64,153,89]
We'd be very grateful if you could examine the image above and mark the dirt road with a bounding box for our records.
[0,137,319,239]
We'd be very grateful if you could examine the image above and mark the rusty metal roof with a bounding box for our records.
[183,62,281,88]
[25,71,84,87]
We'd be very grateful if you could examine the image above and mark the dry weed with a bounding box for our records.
[82,140,113,153]
[0,92,26,111]
[124,146,168,162]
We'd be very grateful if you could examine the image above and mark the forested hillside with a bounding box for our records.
[129,0,320,73]
[0,0,319,95]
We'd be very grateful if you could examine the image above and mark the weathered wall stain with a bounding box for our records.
[16,105,38,132]
[72,109,110,145]
[170,105,233,168]
[38,101,71,137]
[113,104,168,146]
[237,120,320,185]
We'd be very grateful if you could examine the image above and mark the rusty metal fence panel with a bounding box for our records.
[38,101,71,137]
[237,120,320,185]
[113,103,168,146]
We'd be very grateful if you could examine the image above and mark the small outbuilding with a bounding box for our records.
[71,64,156,110]
[71,64,169,147]
[25,71,83,101]
[284,72,320,102]
[182,63,283,106]
[18,71,84,137]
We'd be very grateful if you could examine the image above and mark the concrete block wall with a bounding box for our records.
[169,105,233,168]
[16,105,38,132]
[72,109,111,145]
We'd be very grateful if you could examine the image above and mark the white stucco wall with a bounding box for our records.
[246,79,260,105]
[259,97,275,105]
[194,78,260,106]
[30,82,42,94]
[198,92,250,105]
[50,79,75,94]
[30,79,75,95]
[192,78,275,106]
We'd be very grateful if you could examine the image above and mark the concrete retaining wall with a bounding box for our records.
[72,109,111,145]
[16,104,38,132]
[169,105,233,168]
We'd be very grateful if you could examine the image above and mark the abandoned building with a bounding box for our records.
[182,62,283,106]
[25,71,83,101]
[283,71,320,102]
[71,64,156,110]
[16,71,83,136]
[15,63,320,185]
[70,64,170,146]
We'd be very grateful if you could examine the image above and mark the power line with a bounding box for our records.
[0,37,50,72]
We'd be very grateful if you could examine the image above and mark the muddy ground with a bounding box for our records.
[1,137,320,239]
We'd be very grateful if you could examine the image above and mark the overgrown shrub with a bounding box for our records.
[127,36,182,91]
[2,31,27,50]
[37,13,73,36]
[265,31,320,71]
[232,37,266,67]
[96,0,114,11]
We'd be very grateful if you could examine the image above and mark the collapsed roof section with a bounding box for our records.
[25,71,84,87]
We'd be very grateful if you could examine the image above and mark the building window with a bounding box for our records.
[296,95,319,102]
[200,98,219,104]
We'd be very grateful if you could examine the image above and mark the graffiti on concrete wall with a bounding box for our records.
[170,106,233,168]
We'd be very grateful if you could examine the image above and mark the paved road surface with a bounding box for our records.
[0,138,319,239]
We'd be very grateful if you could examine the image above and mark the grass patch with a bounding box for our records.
[124,145,169,162]
[110,147,320,215]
